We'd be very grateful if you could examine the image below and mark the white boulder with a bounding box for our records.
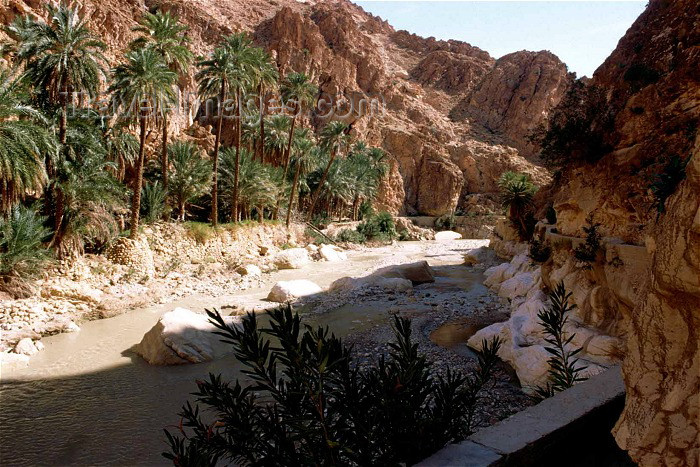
[135,308,240,365]
[236,264,262,277]
[273,248,311,269]
[498,271,538,300]
[435,230,462,241]
[319,244,348,262]
[267,280,323,303]
[13,338,39,356]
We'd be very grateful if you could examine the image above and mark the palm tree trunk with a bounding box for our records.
[129,117,147,239]
[161,114,168,189]
[232,88,241,223]
[211,82,226,227]
[258,84,265,164]
[59,80,68,146]
[258,205,264,223]
[286,164,302,227]
[273,114,297,220]
[307,149,336,221]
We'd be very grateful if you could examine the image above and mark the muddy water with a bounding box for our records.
[0,240,487,466]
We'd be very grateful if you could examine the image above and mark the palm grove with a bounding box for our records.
[0,4,388,284]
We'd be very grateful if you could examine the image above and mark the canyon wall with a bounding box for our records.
[1,0,568,215]
[540,0,699,464]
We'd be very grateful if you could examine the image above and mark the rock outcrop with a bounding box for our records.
[613,136,700,466]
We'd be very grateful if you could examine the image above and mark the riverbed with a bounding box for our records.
[0,239,530,465]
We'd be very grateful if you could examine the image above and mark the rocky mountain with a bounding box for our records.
[540,0,699,464]
[1,0,571,215]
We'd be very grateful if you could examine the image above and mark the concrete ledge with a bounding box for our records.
[418,367,625,466]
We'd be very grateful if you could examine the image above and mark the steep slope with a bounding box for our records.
[1,0,570,215]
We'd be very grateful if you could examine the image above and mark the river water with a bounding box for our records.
[0,240,488,465]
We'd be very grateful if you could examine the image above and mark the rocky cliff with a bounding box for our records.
[539,0,699,464]
[1,0,570,215]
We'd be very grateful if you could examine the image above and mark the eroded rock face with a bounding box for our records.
[613,140,700,466]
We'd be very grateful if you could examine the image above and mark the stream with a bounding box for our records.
[0,240,496,466]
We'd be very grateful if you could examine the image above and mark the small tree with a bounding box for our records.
[167,141,211,221]
[164,306,502,466]
[498,171,538,239]
[573,215,602,267]
[533,282,587,400]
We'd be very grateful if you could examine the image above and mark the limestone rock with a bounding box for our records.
[135,308,240,365]
[319,244,347,262]
[13,338,39,356]
[372,261,435,285]
[434,231,462,241]
[267,280,323,303]
[273,248,311,269]
[236,264,262,277]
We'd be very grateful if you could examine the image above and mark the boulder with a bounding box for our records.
[236,264,262,277]
[373,261,435,285]
[14,337,39,356]
[435,230,462,241]
[319,244,348,262]
[134,308,240,365]
[273,248,311,269]
[498,271,538,300]
[463,246,494,265]
[0,351,30,368]
[267,280,323,303]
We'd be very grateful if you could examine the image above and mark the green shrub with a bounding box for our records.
[650,155,689,214]
[141,181,168,224]
[529,239,552,263]
[357,211,396,242]
[358,200,374,221]
[164,306,502,466]
[434,213,456,231]
[336,228,366,244]
[533,282,588,400]
[573,216,602,267]
[0,206,52,279]
[184,222,213,245]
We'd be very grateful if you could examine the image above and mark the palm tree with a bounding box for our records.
[130,10,193,191]
[221,34,255,223]
[249,47,278,164]
[196,34,254,225]
[52,121,124,257]
[285,131,317,226]
[7,3,106,146]
[0,66,56,214]
[167,141,212,221]
[219,147,281,221]
[274,73,317,220]
[307,120,349,221]
[109,48,176,239]
[498,171,538,237]
[265,114,291,166]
